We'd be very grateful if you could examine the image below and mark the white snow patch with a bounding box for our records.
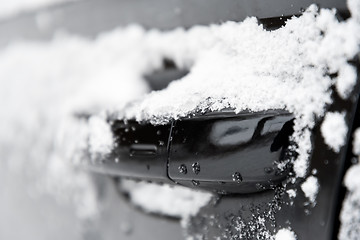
[0,30,149,218]
[344,164,360,193]
[120,180,214,219]
[301,175,320,204]
[336,64,358,99]
[292,128,313,178]
[321,112,348,153]
[87,115,113,160]
[348,0,360,22]
[274,228,297,240]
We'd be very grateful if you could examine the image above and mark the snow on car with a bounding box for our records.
[0,0,359,239]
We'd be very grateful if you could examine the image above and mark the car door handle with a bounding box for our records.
[86,109,294,194]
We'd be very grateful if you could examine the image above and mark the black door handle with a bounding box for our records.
[167,110,294,193]
[86,109,294,194]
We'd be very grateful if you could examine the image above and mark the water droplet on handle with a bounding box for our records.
[256,183,265,190]
[178,164,187,174]
[232,172,243,183]
[192,162,200,174]
[192,180,200,186]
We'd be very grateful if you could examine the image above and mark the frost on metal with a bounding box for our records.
[321,112,348,153]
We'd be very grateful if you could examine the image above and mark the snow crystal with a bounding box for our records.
[274,228,297,240]
[321,112,348,153]
[120,179,214,219]
[301,175,320,204]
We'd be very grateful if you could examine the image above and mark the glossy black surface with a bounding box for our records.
[168,110,294,193]
[88,120,172,182]
[88,109,295,194]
